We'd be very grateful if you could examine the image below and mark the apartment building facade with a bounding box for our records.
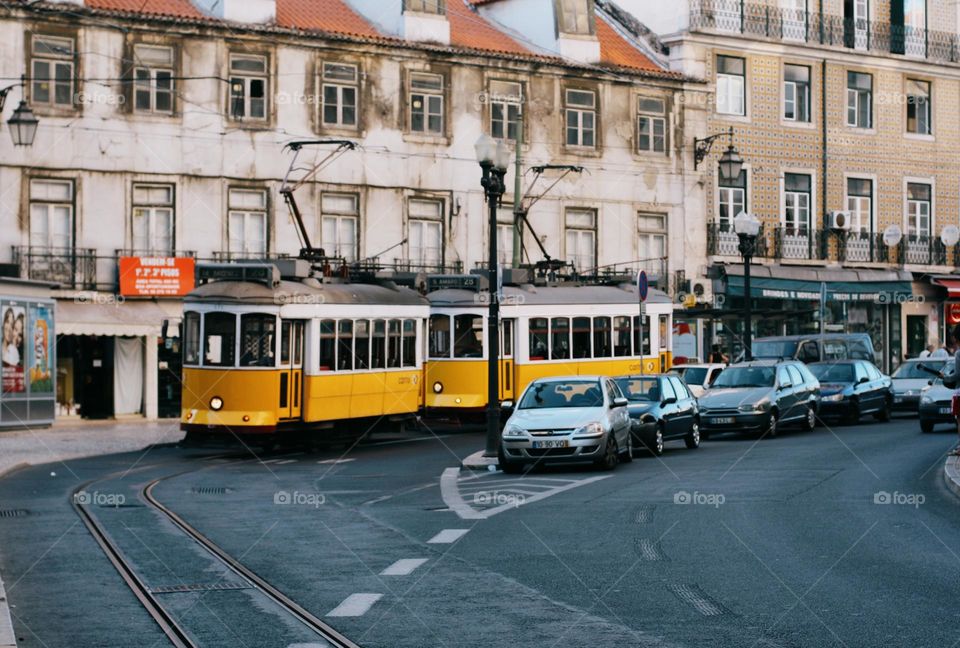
[627,0,960,370]
[0,0,708,420]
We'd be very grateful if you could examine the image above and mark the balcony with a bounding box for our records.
[13,246,101,290]
[690,0,959,64]
[707,222,770,258]
[773,228,827,261]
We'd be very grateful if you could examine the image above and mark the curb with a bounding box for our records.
[944,456,960,499]
[461,450,499,472]
[0,463,28,648]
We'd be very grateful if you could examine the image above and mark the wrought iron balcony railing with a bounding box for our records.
[773,227,828,261]
[13,246,100,290]
[707,222,770,258]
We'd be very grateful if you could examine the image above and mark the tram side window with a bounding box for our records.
[204,312,236,367]
[530,318,548,360]
[633,316,651,356]
[551,317,570,360]
[240,314,276,367]
[403,319,417,367]
[355,320,371,369]
[319,320,336,371]
[593,317,612,358]
[337,320,353,370]
[429,315,451,359]
[388,320,402,368]
[454,315,483,358]
[371,320,386,369]
[183,312,200,365]
[572,317,591,358]
[614,316,632,357]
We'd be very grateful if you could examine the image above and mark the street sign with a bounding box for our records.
[637,270,649,302]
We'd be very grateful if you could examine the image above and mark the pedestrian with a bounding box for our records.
[709,344,729,364]
[931,343,950,359]
[950,324,960,456]
[919,343,935,359]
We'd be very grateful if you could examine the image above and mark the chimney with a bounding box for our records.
[191,0,276,24]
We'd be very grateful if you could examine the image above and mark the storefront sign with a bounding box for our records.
[947,303,960,326]
[119,257,195,297]
[727,275,913,304]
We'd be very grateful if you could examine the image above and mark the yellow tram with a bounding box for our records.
[180,261,429,435]
[425,277,674,413]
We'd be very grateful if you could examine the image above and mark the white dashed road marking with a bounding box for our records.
[427,529,470,544]
[317,458,356,465]
[274,459,298,465]
[326,593,383,617]
[380,558,429,576]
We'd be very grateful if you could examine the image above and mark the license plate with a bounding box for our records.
[710,417,735,425]
[532,440,569,449]
[940,407,952,415]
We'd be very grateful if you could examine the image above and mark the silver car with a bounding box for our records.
[499,376,633,473]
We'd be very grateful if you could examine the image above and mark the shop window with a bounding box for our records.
[337,320,353,370]
[572,317,591,358]
[614,316,632,357]
[204,312,236,367]
[530,318,548,360]
[319,319,336,371]
[240,313,276,367]
[403,319,417,367]
[183,312,200,365]
[593,316,612,358]
[453,315,483,358]
[551,317,570,360]
[354,319,370,370]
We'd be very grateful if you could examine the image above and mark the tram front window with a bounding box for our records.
[453,315,483,358]
[204,312,236,367]
[240,314,276,367]
[183,312,200,365]
[429,315,451,358]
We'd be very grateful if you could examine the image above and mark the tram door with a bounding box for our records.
[279,320,305,420]
[500,319,515,401]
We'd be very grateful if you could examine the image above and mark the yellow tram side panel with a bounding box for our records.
[513,356,663,394]
[181,367,281,427]
[302,370,423,422]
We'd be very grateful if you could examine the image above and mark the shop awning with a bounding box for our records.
[931,276,960,298]
[56,299,174,337]
[721,265,913,303]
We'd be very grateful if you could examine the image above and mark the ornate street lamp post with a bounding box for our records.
[733,211,761,361]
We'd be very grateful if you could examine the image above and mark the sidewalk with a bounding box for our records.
[0,418,184,648]
[945,455,960,499]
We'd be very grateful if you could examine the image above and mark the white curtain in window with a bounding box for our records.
[113,337,143,415]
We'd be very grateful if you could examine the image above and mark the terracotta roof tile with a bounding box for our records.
[448,0,528,55]
[595,14,660,72]
[85,0,204,19]
[277,0,381,38]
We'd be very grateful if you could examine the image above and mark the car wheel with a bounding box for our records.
[844,399,861,425]
[874,397,891,422]
[621,431,634,463]
[685,419,701,449]
[764,410,778,439]
[802,405,816,431]
[595,434,619,471]
[920,420,934,434]
[498,447,524,474]
[645,423,665,456]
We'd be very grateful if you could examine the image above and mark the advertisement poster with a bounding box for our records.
[2,303,25,394]
[29,304,53,393]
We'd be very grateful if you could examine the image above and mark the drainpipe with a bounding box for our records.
[821,58,828,254]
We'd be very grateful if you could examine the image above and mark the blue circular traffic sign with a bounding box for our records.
[637,270,649,302]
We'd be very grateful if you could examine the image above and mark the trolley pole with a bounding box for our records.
[512,110,524,268]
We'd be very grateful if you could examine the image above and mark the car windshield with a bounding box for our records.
[614,377,660,402]
[894,361,944,379]
[810,364,854,383]
[753,340,798,359]
[711,366,775,388]
[518,380,603,409]
[680,367,708,385]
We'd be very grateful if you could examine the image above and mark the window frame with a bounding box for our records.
[407,198,444,268]
[227,187,269,258]
[845,177,874,234]
[564,87,597,149]
[846,71,873,129]
[637,96,667,154]
[782,173,812,233]
[131,182,175,255]
[783,63,810,123]
[403,0,446,14]
[28,178,75,250]
[228,52,269,122]
[716,55,746,117]
[320,192,360,261]
[905,181,932,239]
[906,78,931,136]
[717,169,747,230]
[488,79,523,142]
[564,207,597,273]
[554,0,595,35]
[320,61,359,130]
[408,71,445,136]
[130,43,176,115]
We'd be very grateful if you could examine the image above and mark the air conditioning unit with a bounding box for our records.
[827,210,852,231]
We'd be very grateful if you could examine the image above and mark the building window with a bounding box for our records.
[497,212,515,265]
[906,182,931,238]
[637,213,666,277]
[716,55,745,116]
[321,62,358,129]
[132,44,174,114]
[846,178,873,233]
[408,199,443,268]
[781,0,808,40]
[489,80,522,141]
[846,71,872,128]
[844,0,869,49]
[228,188,268,257]
[320,193,359,262]
[718,169,747,229]
[31,35,75,108]
[565,208,596,272]
[409,73,444,135]
[565,89,596,148]
[783,173,811,233]
[29,180,73,249]
[132,184,174,254]
[404,0,445,14]
[906,79,931,135]
[557,0,592,34]
[637,97,666,153]
[229,54,268,121]
[783,64,810,122]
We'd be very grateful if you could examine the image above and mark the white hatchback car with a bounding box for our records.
[667,363,726,398]
[498,376,633,473]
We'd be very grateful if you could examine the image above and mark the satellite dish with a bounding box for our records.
[883,224,903,247]
[941,225,960,247]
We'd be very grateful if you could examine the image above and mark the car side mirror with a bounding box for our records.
[661,397,677,406]
[928,380,934,386]
[858,377,868,384]
[612,397,629,408]
[501,400,514,411]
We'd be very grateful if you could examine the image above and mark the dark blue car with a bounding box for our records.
[809,360,892,424]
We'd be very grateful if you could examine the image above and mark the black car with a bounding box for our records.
[809,360,892,424]
[697,360,821,439]
[613,374,699,456]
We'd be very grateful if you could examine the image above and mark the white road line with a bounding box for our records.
[316,458,356,465]
[365,434,456,446]
[326,593,383,617]
[379,558,429,576]
[427,529,470,544]
[440,468,486,520]
[274,459,298,465]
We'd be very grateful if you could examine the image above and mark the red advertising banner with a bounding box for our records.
[119,257,196,297]
[947,303,960,326]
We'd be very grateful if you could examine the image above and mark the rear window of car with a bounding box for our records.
[712,366,775,388]
[810,363,854,383]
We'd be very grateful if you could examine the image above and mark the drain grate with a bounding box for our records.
[668,583,726,616]
[151,582,251,594]
[634,505,655,524]
[633,538,667,561]
[0,509,29,518]
[191,487,231,495]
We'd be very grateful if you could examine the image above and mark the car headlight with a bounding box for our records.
[823,393,845,402]
[502,424,525,438]
[573,422,604,438]
[738,400,767,412]
[432,381,443,394]
[920,394,934,405]
[209,396,224,411]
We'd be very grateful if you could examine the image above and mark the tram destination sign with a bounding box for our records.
[426,275,481,292]
[119,257,195,297]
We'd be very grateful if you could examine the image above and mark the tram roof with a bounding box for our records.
[186,279,429,306]
[427,284,672,306]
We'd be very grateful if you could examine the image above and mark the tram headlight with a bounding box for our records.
[433,381,444,394]
[209,396,224,411]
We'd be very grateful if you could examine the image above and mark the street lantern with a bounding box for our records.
[717,144,744,183]
[475,134,510,458]
[8,100,38,147]
[733,211,761,361]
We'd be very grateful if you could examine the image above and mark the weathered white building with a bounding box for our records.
[0,0,709,420]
